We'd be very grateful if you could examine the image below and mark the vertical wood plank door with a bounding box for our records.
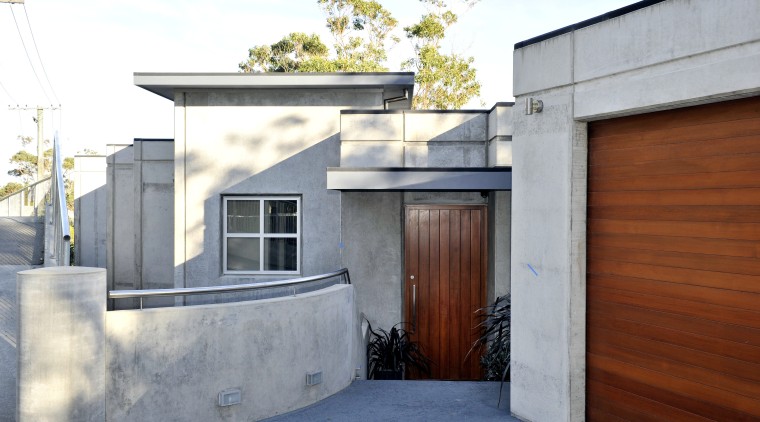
[404,204,487,380]
[586,95,760,421]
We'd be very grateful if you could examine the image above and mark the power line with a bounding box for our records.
[22,4,59,104]
[0,78,18,104]
[9,4,53,105]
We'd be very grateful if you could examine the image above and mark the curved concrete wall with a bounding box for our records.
[106,284,358,421]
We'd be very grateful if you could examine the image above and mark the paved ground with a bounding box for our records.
[0,265,33,422]
[0,217,44,266]
[264,380,517,422]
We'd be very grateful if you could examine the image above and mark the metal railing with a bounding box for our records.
[46,132,71,266]
[0,176,51,217]
[109,267,351,309]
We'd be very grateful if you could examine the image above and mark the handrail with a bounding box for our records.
[0,176,51,202]
[109,268,351,309]
[47,132,71,266]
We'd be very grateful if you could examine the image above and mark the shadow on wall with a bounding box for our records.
[106,284,356,422]
[180,128,342,294]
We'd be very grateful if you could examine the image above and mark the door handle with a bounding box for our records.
[412,283,417,330]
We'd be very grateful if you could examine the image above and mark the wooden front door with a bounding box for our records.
[404,204,487,380]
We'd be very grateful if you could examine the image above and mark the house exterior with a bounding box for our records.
[69,0,760,419]
[87,72,513,380]
[510,0,760,420]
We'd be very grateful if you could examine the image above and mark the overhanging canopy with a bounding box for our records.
[326,167,511,191]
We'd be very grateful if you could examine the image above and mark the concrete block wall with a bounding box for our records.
[106,145,137,309]
[340,103,513,169]
[510,1,760,421]
[132,140,174,306]
[74,155,107,268]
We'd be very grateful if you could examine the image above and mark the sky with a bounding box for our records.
[0,0,635,185]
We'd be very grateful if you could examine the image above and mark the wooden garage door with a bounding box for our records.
[586,96,760,421]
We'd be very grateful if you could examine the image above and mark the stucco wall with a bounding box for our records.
[174,89,384,293]
[510,1,760,421]
[106,284,357,421]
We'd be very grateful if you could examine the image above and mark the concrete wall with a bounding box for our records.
[74,155,107,268]
[340,104,513,169]
[510,1,760,421]
[17,267,106,421]
[106,145,137,309]
[132,140,174,306]
[106,284,358,421]
[173,89,385,292]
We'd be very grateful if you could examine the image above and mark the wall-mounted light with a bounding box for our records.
[525,98,543,115]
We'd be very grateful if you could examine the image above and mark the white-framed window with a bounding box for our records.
[223,196,300,275]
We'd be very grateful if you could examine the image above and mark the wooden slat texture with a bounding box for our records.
[586,96,760,420]
[405,205,486,380]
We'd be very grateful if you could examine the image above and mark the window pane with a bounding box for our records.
[265,200,297,234]
[227,237,260,271]
[263,238,297,271]
[227,200,260,233]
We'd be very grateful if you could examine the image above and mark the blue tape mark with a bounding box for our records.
[338,242,345,249]
[527,264,538,277]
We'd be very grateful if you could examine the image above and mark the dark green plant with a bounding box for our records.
[367,321,431,379]
[471,294,511,406]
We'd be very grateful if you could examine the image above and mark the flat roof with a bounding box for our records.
[134,72,416,101]
[514,0,668,49]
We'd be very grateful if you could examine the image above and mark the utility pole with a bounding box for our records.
[8,105,60,181]
[36,107,43,180]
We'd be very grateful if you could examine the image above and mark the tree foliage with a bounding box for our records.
[5,136,75,211]
[239,0,480,109]
[0,182,24,198]
[239,0,398,73]
[402,0,480,109]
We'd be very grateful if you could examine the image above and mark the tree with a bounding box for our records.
[402,0,480,109]
[5,136,75,211]
[238,0,480,109]
[0,182,24,198]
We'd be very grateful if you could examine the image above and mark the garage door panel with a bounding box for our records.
[589,246,760,278]
[589,340,760,400]
[588,205,760,223]
[591,117,760,153]
[590,307,760,364]
[587,380,713,422]
[589,96,760,139]
[588,284,760,330]
[592,133,760,166]
[588,218,760,241]
[589,232,759,258]
[588,96,760,420]
[588,271,760,313]
[589,354,760,418]
[587,323,760,383]
[589,188,760,206]
[587,361,760,422]
[589,171,760,192]
[590,153,760,178]
[588,259,760,294]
